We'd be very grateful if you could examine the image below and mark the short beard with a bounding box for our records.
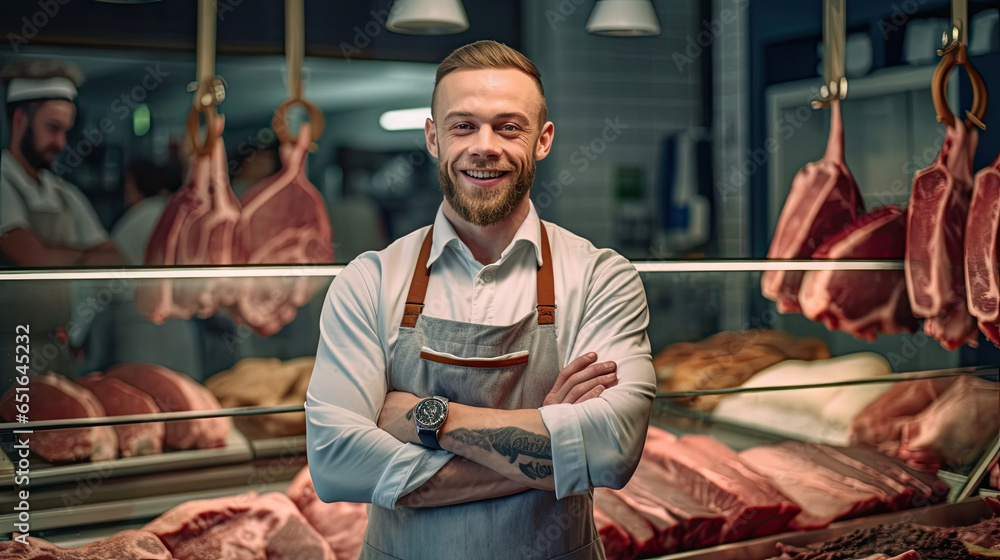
[20,123,51,171]
[440,159,534,227]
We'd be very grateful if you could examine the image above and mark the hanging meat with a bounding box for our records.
[799,205,918,341]
[905,121,980,350]
[965,154,1000,345]
[762,99,864,313]
[136,117,241,324]
[231,122,334,336]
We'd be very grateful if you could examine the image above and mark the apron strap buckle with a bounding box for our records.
[537,304,556,325]
[401,302,424,328]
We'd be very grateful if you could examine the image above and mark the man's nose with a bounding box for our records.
[54,131,67,150]
[469,128,502,158]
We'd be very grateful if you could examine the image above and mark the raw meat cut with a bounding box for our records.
[906,121,980,350]
[799,205,919,341]
[144,491,335,560]
[594,488,654,560]
[763,99,864,313]
[593,505,632,560]
[0,373,117,463]
[829,446,950,506]
[136,117,241,324]
[0,529,172,559]
[232,123,334,336]
[624,463,726,551]
[641,434,800,540]
[966,153,1000,345]
[610,487,682,556]
[106,362,230,450]
[738,443,888,529]
[206,356,313,438]
[77,372,164,458]
[898,375,999,471]
[286,465,367,560]
[848,376,956,458]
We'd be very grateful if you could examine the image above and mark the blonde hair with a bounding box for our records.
[433,40,547,123]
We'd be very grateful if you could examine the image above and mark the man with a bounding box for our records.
[0,58,122,266]
[306,41,655,560]
[0,59,123,390]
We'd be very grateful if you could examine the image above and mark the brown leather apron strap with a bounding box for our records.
[537,223,556,325]
[400,222,556,327]
[400,226,434,328]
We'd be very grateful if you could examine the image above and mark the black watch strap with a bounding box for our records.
[418,427,442,450]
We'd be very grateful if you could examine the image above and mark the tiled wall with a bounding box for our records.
[521,0,703,252]
[711,0,752,331]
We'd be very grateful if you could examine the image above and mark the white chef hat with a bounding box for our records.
[2,58,83,104]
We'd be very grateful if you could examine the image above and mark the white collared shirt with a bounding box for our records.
[306,201,655,508]
[0,150,108,248]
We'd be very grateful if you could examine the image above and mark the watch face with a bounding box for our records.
[415,398,447,428]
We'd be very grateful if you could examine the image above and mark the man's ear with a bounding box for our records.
[425,118,438,158]
[9,107,29,145]
[534,121,555,161]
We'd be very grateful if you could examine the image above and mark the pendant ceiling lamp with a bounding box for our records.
[586,0,661,37]
[387,0,469,35]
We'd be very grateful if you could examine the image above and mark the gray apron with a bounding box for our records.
[0,182,75,389]
[361,225,604,560]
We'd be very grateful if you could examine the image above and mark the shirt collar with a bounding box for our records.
[427,200,544,269]
[1,149,51,187]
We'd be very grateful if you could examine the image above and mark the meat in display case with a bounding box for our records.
[0,263,997,560]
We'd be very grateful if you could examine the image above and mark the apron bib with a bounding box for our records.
[361,226,604,560]
[0,183,76,388]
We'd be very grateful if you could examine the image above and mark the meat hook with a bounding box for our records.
[932,0,988,130]
[931,42,988,130]
[811,0,847,110]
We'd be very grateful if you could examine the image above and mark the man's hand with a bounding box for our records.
[543,352,617,406]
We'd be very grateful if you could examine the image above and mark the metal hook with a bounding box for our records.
[932,42,988,130]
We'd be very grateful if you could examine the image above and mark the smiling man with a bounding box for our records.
[0,58,122,267]
[306,41,655,560]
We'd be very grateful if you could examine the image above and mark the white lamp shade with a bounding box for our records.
[586,0,661,37]
[387,0,469,35]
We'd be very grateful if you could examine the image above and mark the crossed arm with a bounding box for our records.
[378,353,618,507]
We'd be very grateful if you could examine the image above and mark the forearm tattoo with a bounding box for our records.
[448,427,552,463]
[519,461,554,480]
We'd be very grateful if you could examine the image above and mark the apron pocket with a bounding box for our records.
[419,346,529,369]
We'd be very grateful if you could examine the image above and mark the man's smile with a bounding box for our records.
[461,169,511,187]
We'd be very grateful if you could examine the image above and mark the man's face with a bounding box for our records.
[426,68,553,227]
[19,99,75,170]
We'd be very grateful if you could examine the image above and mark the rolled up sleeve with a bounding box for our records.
[305,258,451,508]
[540,255,656,498]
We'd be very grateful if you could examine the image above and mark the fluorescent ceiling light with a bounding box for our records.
[387,0,469,35]
[379,107,432,131]
[586,0,661,37]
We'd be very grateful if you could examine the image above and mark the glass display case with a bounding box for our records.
[0,260,996,558]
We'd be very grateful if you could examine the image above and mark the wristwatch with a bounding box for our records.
[413,396,449,449]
